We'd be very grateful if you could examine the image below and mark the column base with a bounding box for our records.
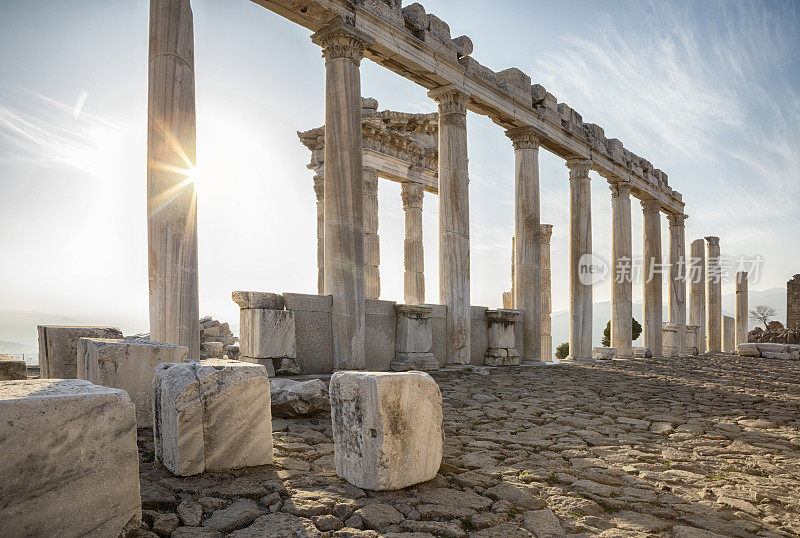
[391,353,439,372]
[561,357,595,364]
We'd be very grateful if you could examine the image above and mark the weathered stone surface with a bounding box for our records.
[153,359,272,476]
[37,325,123,379]
[203,499,261,533]
[231,291,284,310]
[592,347,617,360]
[392,304,437,371]
[329,371,443,490]
[228,513,323,537]
[633,346,652,358]
[0,379,141,537]
[270,378,330,418]
[0,354,26,380]
[239,308,296,359]
[738,343,761,357]
[78,338,188,427]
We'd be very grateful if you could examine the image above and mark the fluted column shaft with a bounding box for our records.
[312,23,370,370]
[736,271,748,346]
[506,127,542,363]
[567,159,593,361]
[668,213,688,356]
[642,199,663,357]
[429,85,471,365]
[540,224,553,362]
[363,167,380,299]
[147,0,200,360]
[706,236,722,353]
[402,181,425,305]
[610,181,633,358]
[689,238,706,353]
[314,174,325,294]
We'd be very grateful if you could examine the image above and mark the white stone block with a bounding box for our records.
[153,359,273,476]
[486,310,518,349]
[329,371,443,491]
[395,308,433,354]
[737,343,761,357]
[0,354,27,380]
[591,347,617,360]
[0,379,141,537]
[78,338,188,428]
[37,325,123,379]
[756,343,787,354]
[239,308,296,359]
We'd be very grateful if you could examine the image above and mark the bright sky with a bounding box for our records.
[1,0,798,337]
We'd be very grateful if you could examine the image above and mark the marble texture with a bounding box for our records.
[0,379,141,537]
[566,159,593,362]
[705,236,722,353]
[401,181,425,305]
[722,315,736,353]
[540,224,553,362]
[391,304,437,371]
[642,199,663,357]
[147,0,200,360]
[363,167,381,299]
[239,308,297,360]
[485,309,521,366]
[37,325,123,379]
[689,238,707,354]
[668,213,688,356]
[610,181,633,359]
[329,371,443,490]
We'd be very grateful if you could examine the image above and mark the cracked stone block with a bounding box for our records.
[78,338,188,428]
[0,379,141,537]
[239,308,296,359]
[738,343,761,357]
[232,291,284,310]
[0,354,26,380]
[329,371,443,491]
[451,35,472,57]
[153,359,273,476]
[37,325,123,379]
[592,347,618,360]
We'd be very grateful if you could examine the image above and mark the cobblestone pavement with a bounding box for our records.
[137,354,800,537]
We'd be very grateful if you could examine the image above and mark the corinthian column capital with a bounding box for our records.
[608,180,631,199]
[428,85,469,116]
[666,212,688,227]
[704,235,720,247]
[566,158,592,179]
[311,20,372,65]
[401,181,424,210]
[640,198,662,214]
[505,126,543,151]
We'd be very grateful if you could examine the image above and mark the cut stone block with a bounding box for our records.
[78,338,188,428]
[153,359,272,476]
[239,308,296,359]
[0,354,27,380]
[756,343,786,354]
[738,343,761,357]
[485,309,521,366]
[392,304,438,372]
[0,379,141,537]
[633,346,652,358]
[329,371,443,491]
[592,347,617,360]
[240,356,276,377]
[232,291,284,310]
[200,341,224,359]
[662,322,679,358]
[37,325,123,379]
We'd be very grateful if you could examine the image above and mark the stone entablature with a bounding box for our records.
[267,0,684,213]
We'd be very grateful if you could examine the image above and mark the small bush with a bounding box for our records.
[555,342,569,360]
[601,318,643,346]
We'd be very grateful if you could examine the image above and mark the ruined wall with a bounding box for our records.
[788,274,800,329]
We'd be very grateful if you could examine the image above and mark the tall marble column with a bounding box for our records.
[689,238,706,353]
[736,271,748,346]
[314,174,325,294]
[506,127,542,363]
[610,181,633,359]
[147,0,200,360]
[540,224,553,362]
[566,159,593,362]
[311,22,371,370]
[667,213,688,356]
[428,85,471,365]
[363,167,380,300]
[705,236,722,353]
[401,181,425,305]
[641,199,663,357]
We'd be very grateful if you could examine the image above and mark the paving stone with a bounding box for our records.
[203,498,262,533]
[356,502,404,530]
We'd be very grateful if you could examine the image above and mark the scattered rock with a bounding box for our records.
[270,378,330,417]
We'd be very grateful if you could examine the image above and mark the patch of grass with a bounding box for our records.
[754,468,770,477]
[460,516,476,532]
[507,508,521,519]
[662,461,672,467]
[545,471,562,485]
[568,511,585,519]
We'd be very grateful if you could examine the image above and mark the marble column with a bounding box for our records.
[610,181,633,359]
[401,181,425,305]
[689,238,706,354]
[147,0,200,360]
[705,236,722,353]
[506,127,542,363]
[311,22,371,370]
[736,271,748,346]
[641,199,663,357]
[722,315,736,353]
[566,159,593,362]
[314,174,325,294]
[363,167,380,300]
[428,85,471,365]
[540,224,553,362]
[667,213,688,356]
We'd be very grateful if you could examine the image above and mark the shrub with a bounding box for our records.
[555,341,569,360]
[601,318,642,346]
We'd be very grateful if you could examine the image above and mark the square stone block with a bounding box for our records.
[0,354,27,380]
[232,291,284,310]
[0,379,141,537]
[37,325,123,379]
[78,338,188,428]
[240,309,296,359]
[738,343,761,357]
[153,359,273,476]
[395,306,433,354]
[283,293,334,374]
[486,310,519,349]
[633,346,652,358]
[329,371,443,491]
[591,347,617,360]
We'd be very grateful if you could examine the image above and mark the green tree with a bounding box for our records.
[555,341,569,360]
[602,318,642,347]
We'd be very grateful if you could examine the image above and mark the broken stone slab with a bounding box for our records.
[329,371,443,491]
[633,346,652,358]
[0,354,27,380]
[756,343,787,354]
[592,347,618,360]
[153,359,273,476]
[0,379,141,537]
[239,308,296,360]
[78,338,188,428]
[738,343,761,357]
[270,377,330,418]
[37,325,123,379]
[231,291,284,310]
[450,35,472,57]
